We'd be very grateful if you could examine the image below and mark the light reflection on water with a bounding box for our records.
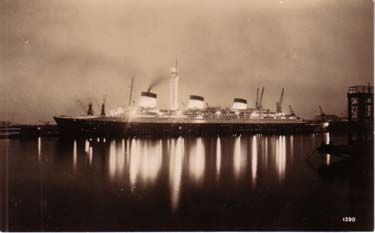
[251,135,258,188]
[73,140,77,170]
[37,137,42,161]
[262,136,269,170]
[324,132,331,166]
[169,137,184,210]
[52,133,336,211]
[121,139,164,189]
[141,140,162,184]
[275,136,286,181]
[109,140,116,179]
[118,139,125,177]
[129,138,139,190]
[216,137,221,178]
[89,148,93,165]
[189,137,205,184]
[290,135,294,158]
[4,131,367,231]
[324,132,330,144]
[233,135,246,179]
[85,139,90,153]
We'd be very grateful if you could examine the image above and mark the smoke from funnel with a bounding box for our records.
[147,72,169,92]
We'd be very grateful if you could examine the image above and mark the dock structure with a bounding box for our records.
[347,85,373,143]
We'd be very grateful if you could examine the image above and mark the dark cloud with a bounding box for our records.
[0,0,373,123]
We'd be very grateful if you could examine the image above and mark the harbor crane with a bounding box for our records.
[259,87,265,110]
[315,105,341,122]
[75,97,94,115]
[87,102,94,115]
[129,76,134,107]
[255,87,265,110]
[92,96,102,111]
[276,88,284,113]
[289,105,295,116]
[319,105,326,117]
[76,97,87,114]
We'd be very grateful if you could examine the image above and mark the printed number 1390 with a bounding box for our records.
[342,217,356,222]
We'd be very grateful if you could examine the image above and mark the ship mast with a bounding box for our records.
[169,58,179,111]
[128,76,134,107]
[100,94,107,116]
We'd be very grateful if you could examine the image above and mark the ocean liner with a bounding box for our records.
[54,64,319,137]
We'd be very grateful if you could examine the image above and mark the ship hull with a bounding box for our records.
[54,116,319,137]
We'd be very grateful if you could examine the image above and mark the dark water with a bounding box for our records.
[0,133,373,231]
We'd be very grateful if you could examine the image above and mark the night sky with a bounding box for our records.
[0,0,373,123]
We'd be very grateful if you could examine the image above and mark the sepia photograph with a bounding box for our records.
[0,0,374,231]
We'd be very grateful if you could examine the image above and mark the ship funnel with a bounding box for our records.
[232,98,248,110]
[139,92,157,109]
[187,95,205,109]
